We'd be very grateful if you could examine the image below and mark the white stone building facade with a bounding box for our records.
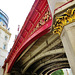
[0,22,11,75]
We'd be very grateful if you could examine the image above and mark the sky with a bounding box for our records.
[0,0,35,51]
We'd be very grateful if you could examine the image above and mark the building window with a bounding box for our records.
[5,36,8,40]
[3,44,6,49]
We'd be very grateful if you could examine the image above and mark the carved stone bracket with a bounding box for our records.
[53,8,75,35]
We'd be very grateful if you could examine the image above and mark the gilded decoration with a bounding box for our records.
[31,10,51,35]
[53,8,75,35]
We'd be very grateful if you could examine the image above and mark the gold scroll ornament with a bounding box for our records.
[53,8,75,35]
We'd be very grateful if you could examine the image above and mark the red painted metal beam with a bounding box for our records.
[3,0,52,73]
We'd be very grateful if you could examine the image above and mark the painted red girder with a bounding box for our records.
[3,0,74,73]
[3,0,52,73]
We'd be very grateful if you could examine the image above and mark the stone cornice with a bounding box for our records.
[0,25,11,36]
[0,47,8,52]
[55,0,75,15]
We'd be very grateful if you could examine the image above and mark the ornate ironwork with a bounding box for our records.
[31,10,51,35]
[53,8,75,35]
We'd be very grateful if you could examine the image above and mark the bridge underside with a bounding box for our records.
[10,32,70,75]
[3,0,75,75]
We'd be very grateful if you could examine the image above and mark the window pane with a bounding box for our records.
[3,44,6,49]
[5,36,8,40]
